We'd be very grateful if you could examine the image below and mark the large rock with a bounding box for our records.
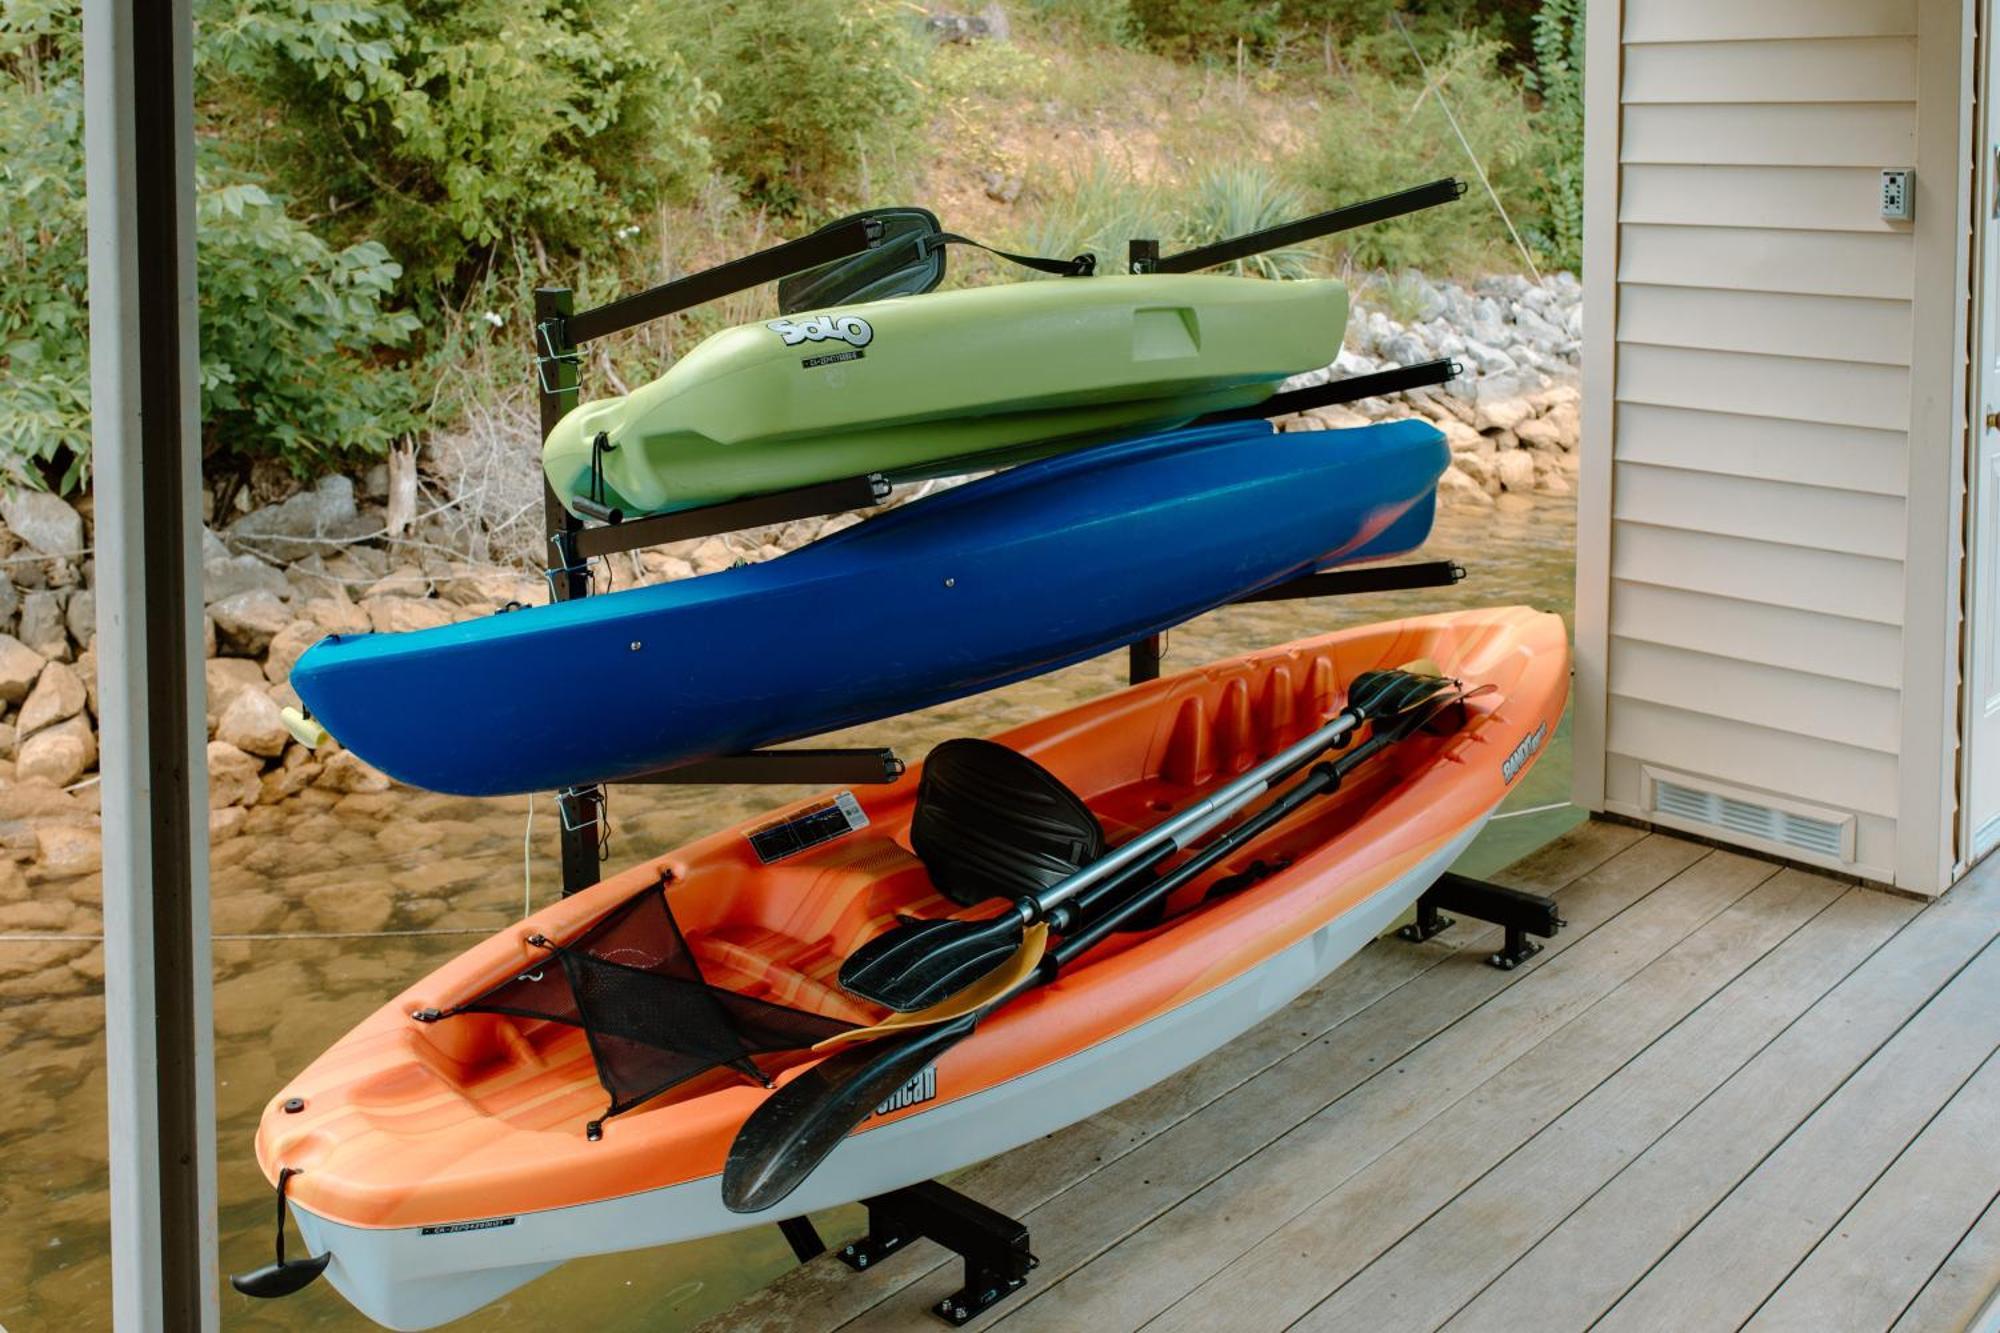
[63,589,93,650]
[206,740,263,809]
[34,822,101,876]
[362,595,451,635]
[19,590,68,660]
[205,657,266,720]
[209,589,289,656]
[0,490,84,559]
[1475,397,1535,434]
[226,475,375,562]
[258,745,322,803]
[1437,417,1485,451]
[1495,449,1538,493]
[316,749,390,794]
[690,537,735,575]
[302,596,371,636]
[1514,416,1566,452]
[202,552,291,605]
[1546,401,1582,450]
[0,634,46,703]
[18,715,95,787]
[71,644,97,719]
[364,565,431,600]
[1454,451,1501,494]
[1437,465,1496,509]
[262,621,323,684]
[18,660,87,737]
[215,687,289,758]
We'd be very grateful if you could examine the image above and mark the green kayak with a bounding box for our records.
[544,274,1348,516]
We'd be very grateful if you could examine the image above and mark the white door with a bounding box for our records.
[1969,0,2000,860]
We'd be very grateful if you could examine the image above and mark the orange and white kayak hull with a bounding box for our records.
[256,607,1569,1329]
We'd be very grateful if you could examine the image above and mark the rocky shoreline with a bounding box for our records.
[1284,270,1583,505]
[0,269,1578,881]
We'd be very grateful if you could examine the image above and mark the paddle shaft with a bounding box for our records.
[1013,707,1364,926]
[1049,719,1406,970]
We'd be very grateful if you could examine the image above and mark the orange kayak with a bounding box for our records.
[253,607,1568,1328]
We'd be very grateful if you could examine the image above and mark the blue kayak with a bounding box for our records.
[291,419,1447,796]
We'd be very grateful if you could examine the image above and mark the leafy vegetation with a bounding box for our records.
[2,0,419,491]
[672,0,931,216]
[4,0,1587,497]
[205,0,715,299]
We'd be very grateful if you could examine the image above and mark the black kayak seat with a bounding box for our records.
[910,738,1105,907]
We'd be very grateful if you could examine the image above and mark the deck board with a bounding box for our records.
[1153,865,1844,1333]
[698,827,2000,1333]
[1592,935,2000,1330]
[710,821,1646,1333]
[1891,1190,2000,1332]
[1293,881,1919,1333]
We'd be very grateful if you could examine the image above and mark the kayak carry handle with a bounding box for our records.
[229,1167,331,1299]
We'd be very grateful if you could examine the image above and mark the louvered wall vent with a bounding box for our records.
[1643,768,1854,867]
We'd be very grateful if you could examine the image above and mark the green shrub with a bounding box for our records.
[206,0,714,297]
[0,0,418,490]
[1298,35,1552,272]
[1008,159,1181,273]
[671,0,930,216]
[1527,0,1584,270]
[1024,0,1136,46]
[1127,0,1277,59]
[1180,165,1316,279]
[196,181,421,476]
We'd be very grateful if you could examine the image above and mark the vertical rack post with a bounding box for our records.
[86,0,219,1317]
[1126,238,1165,687]
[536,286,604,896]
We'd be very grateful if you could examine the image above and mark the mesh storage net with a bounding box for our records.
[436,878,854,1137]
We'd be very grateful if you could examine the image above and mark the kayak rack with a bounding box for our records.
[523,197,1488,1323]
[539,243,1466,887]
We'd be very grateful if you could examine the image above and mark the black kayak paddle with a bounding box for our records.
[838,665,1461,1014]
[720,677,1473,1215]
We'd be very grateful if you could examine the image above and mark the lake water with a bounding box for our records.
[0,494,1575,1330]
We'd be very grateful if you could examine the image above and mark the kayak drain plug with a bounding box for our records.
[283,1098,305,1114]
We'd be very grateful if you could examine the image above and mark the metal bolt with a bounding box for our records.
[283,1097,305,1114]
[943,577,955,588]
[629,641,642,651]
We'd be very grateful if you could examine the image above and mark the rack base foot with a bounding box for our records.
[1398,871,1565,970]
[834,1180,1037,1325]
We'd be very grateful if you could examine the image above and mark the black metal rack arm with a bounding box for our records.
[563,215,881,347]
[1154,177,1466,274]
[1242,560,1466,604]
[623,749,907,787]
[1203,358,1462,426]
[570,473,892,560]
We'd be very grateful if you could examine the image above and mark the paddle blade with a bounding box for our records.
[1345,663,1460,722]
[839,912,1026,1013]
[816,925,1048,1050]
[723,1014,978,1214]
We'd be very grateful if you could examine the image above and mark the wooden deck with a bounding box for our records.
[701,822,2000,1333]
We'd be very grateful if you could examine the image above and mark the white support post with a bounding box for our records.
[84,0,218,1320]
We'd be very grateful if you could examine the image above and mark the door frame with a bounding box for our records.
[1962,0,2000,873]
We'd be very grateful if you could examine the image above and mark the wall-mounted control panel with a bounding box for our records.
[1881,168,1915,222]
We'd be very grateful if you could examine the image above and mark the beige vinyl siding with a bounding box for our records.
[1615,405,1908,496]
[1591,0,1921,884]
